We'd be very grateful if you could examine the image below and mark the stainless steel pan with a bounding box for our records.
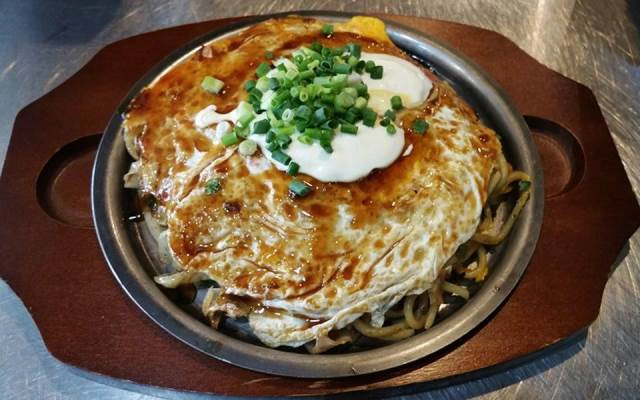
[92,11,544,378]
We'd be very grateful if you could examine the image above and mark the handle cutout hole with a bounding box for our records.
[525,116,585,198]
[36,135,101,228]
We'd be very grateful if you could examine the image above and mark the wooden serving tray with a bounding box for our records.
[1,15,639,397]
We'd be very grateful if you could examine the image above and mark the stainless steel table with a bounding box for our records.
[1,1,639,398]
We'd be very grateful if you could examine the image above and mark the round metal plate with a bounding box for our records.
[92,11,544,378]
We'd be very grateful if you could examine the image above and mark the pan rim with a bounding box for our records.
[91,10,544,378]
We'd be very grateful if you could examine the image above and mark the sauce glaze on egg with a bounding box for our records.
[123,16,502,348]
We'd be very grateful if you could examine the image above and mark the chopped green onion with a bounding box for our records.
[353,81,368,96]
[320,93,335,106]
[320,140,333,153]
[289,179,311,197]
[267,116,280,130]
[311,41,322,52]
[244,80,256,91]
[234,125,249,139]
[298,135,313,145]
[342,87,358,98]
[295,105,312,121]
[276,134,292,148]
[322,24,334,36]
[293,54,305,66]
[334,106,346,115]
[275,125,295,136]
[319,129,333,142]
[249,88,263,99]
[295,119,308,132]
[205,179,221,194]
[307,59,320,71]
[271,104,289,120]
[287,161,300,176]
[266,130,276,143]
[285,69,298,80]
[281,108,294,122]
[235,102,255,128]
[248,98,261,111]
[271,94,290,112]
[237,113,254,129]
[238,139,258,156]
[318,59,332,72]
[298,88,309,102]
[299,46,320,58]
[380,118,390,127]
[271,149,292,165]
[330,74,348,87]
[221,132,239,146]
[384,109,396,120]
[518,181,531,192]
[307,83,321,97]
[256,76,270,92]
[412,118,428,135]
[201,76,224,94]
[355,60,366,73]
[354,97,368,109]
[271,118,285,128]
[274,70,287,81]
[265,51,274,59]
[333,63,352,74]
[314,107,329,123]
[256,62,271,77]
[343,108,361,123]
[304,128,322,139]
[370,65,383,79]
[347,55,359,66]
[346,43,361,58]
[386,124,397,134]
[364,60,376,73]
[281,78,293,89]
[299,70,315,81]
[252,119,271,134]
[268,77,280,90]
[362,108,377,127]
[335,92,355,109]
[390,95,403,110]
[313,76,332,86]
[326,120,339,129]
[266,141,280,152]
[340,123,358,134]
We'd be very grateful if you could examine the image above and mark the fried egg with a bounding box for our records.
[122,16,502,349]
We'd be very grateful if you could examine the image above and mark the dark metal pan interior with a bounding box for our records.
[92,11,544,378]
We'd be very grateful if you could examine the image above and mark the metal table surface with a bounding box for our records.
[1,1,638,399]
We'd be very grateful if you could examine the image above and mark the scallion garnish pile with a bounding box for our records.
[200,24,429,198]
[243,39,395,157]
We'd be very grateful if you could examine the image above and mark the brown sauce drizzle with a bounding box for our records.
[223,201,242,213]
[125,16,501,308]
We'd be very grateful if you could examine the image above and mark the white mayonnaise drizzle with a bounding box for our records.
[194,102,251,128]
[193,53,432,183]
[252,123,405,182]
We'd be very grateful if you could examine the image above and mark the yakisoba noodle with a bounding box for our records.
[121,16,532,352]
[352,163,531,342]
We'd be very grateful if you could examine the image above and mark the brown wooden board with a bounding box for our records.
[1,15,638,397]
